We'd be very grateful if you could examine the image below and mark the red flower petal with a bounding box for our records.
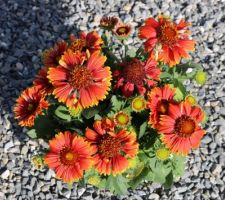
[139,25,157,39]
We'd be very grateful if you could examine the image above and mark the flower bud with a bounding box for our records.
[195,71,207,85]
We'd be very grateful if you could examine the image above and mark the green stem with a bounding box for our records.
[136,44,144,57]
[142,149,152,159]
[103,47,120,63]
[121,40,128,61]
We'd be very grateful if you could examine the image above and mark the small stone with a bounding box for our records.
[16,62,23,71]
[77,188,86,197]
[45,170,54,181]
[22,170,29,177]
[4,141,14,152]
[137,190,146,196]
[149,193,160,200]
[46,193,53,200]
[21,146,28,155]
[211,164,222,176]
[202,135,212,144]
[0,192,6,198]
[15,184,22,195]
[1,169,10,179]
[211,192,219,199]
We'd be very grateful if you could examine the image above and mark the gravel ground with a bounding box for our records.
[0,0,225,199]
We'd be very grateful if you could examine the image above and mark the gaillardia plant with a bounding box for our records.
[14,15,207,194]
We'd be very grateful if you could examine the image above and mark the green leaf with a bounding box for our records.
[126,48,136,57]
[149,159,172,184]
[172,155,186,178]
[163,171,174,189]
[174,87,184,101]
[26,129,37,139]
[34,115,56,139]
[111,95,124,111]
[139,121,147,139]
[138,151,149,162]
[171,80,187,101]
[160,72,172,79]
[177,62,202,71]
[82,106,101,119]
[101,34,109,46]
[94,114,102,120]
[186,62,202,69]
[106,175,129,195]
[54,105,71,122]
[129,167,150,189]
[186,71,197,79]
[145,169,155,181]
[148,157,157,171]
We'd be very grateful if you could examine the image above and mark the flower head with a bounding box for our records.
[132,96,146,112]
[195,71,207,85]
[185,94,197,106]
[139,16,195,66]
[100,16,119,30]
[31,155,45,170]
[114,111,130,127]
[158,102,205,155]
[155,148,170,161]
[33,67,54,96]
[42,41,68,68]
[48,51,111,109]
[69,107,82,118]
[44,131,94,183]
[69,31,103,54]
[85,119,138,175]
[114,58,160,97]
[126,162,145,179]
[14,86,49,127]
[87,175,101,186]
[128,157,138,169]
[147,85,176,129]
[113,22,132,40]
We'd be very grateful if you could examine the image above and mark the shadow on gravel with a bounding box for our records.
[0,0,79,141]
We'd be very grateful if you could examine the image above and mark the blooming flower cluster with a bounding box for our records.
[14,15,207,193]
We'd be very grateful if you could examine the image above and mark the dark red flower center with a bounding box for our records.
[100,16,118,29]
[69,66,92,89]
[116,27,129,35]
[26,101,38,114]
[55,55,61,64]
[157,100,169,114]
[98,134,121,158]
[158,22,178,46]
[175,115,196,137]
[60,147,77,165]
[123,60,145,85]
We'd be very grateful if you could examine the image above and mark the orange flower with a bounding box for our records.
[48,51,111,109]
[139,16,195,66]
[44,131,94,183]
[99,16,119,30]
[113,58,160,97]
[69,31,103,53]
[147,85,176,129]
[113,22,132,40]
[42,41,68,68]
[85,119,138,175]
[33,67,54,96]
[14,86,49,127]
[158,102,205,155]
